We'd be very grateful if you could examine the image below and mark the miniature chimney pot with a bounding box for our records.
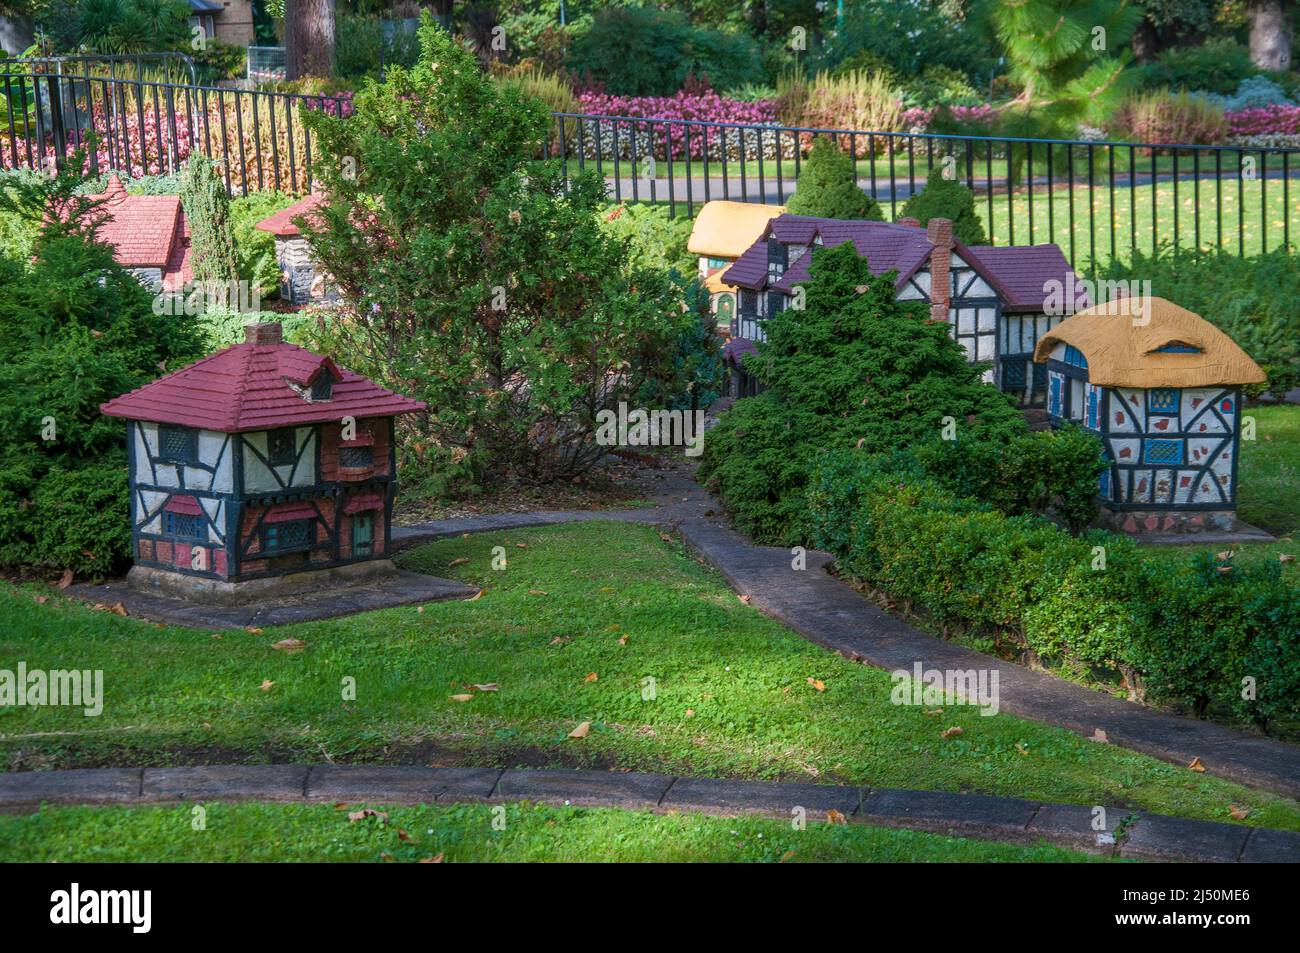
[245,322,283,346]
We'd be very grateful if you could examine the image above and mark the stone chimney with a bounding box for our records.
[897,217,921,228]
[244,322,283,346]
[926,217,954,323]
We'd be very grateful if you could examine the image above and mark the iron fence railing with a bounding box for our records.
[3,69,1299,269]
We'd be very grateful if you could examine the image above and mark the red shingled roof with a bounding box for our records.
[100,332,426,432]
[84,174,192,290]
[724,214,1080,313]
[255,194,326,237]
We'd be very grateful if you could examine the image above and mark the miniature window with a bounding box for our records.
[310,374,333,401]
[1153,341,1201,353]
[766,292,785,316]
[706,257,730,269]
[1144,439,1184,465]
[264,519,312,552]
[340,446,373,469]
[163,511,204,540]
[267,428,296,467]
[1001,359,1026,389]
[1148,388,1180,415]
[159,425,198,464]
[739,290,758,316]
[1063,345,1089,368]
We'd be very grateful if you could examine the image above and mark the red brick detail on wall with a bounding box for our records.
[214,549,228,578]
[339,511,352,558]
[138,539,155,561]
[156,540,174,563]
[321,418,391,483]
[175,543,192,568]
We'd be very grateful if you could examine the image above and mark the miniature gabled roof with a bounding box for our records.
[1031,297,1266,388]
[84,173,188,270]
[687,200,786,259]
[100,325,425,432]
[255,193,326,237]
[724,214,1081,314]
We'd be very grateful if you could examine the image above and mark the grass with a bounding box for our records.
[0,801,1106,863]
[3,521,1299,832]
[1237,404,1300,538]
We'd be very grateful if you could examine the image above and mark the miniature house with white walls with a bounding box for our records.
[100,322,425,594]
[1033,297,1266,534]
[686,200,785,334]
[255,193,330,305]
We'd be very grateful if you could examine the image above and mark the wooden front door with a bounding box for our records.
[352,513,373,557]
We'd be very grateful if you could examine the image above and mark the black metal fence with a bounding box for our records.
[4,67,1299,269]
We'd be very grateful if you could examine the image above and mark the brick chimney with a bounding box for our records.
[244,322,283,346]
[926,217,954,323]
[897,217,921,228]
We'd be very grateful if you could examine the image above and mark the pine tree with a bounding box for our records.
[179,154,239,289]
[786,137,884,221]
[899,175,986,245]
[993,0,1143,137]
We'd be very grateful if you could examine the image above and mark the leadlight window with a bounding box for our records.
[159,425,198,464]
[739,290,758,316]
[340,446,373,469]
[1144,439,1184,465]
[310,375,333,401]
[264,519,312,552]
[1148,388,1180,415]
[267,428,296,467]
[163,511,204,539]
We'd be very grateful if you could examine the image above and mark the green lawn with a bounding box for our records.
[1237,404,1300,539]
[3,521,1298,832]
[0,801,1105,863]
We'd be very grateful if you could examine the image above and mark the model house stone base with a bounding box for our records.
[127,558,401,606]
[1099,508,1238,535]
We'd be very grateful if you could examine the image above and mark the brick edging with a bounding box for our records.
[0,765,1295,862]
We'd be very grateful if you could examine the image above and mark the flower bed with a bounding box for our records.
[1226,104,1300,139]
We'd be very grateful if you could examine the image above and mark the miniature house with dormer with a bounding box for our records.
[720,214,1083,405]
[100,322,425,590]
[1033,297,1266,533]
[687,200,786,334]
[255,193,330,305]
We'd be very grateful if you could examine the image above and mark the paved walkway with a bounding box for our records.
[0,763,1293,862]
[393,466,1300,800]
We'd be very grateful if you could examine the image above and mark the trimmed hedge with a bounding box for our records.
[807,450,1300,731]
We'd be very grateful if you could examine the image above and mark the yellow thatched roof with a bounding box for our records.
[703,269,736,294]
[1032,297,1265,388]
[687,200,786,259]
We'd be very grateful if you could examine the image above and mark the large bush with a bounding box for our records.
[698,241,1024,543]
[0,166,205,575]
[785,138,883,221]
[1140,38,1259,95]
[567,6,757,96]
[300,20,698,490]
[1097,245,1300,397]
[898,175,986,245]
[817,0,997,86]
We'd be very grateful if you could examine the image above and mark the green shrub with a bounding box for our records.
[598,202,694,278]
[1140,38,1258,95]
[816,0,996,85]
[567,6,757,96]
[785,138,884,221]
[1097,245,1300,397]
[180,154,239,288]
[698,241,1024,542]
[777,70,907,139]
[230,192,297,299]
[335,14,422,80]
[898,175,986,245]
[0,164,205,575]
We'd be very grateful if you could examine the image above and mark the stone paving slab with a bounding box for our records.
[142,765,310,802]
[659,777,863,818]
[494,769,673,808]
[67,570,478,630]
[2,764,1295,861]
[0,767,142,808]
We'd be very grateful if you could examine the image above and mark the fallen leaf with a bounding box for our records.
[806,677,825,692]
[447,557,469,567]
[246,626,264,635]
[472,683,499,692]
[260,679,275,692]
[922,708,944,716]
[419,854,445,863]
[333,802,347,810]
[397,829,412,842]
[450,693,473,702]
[1189,756,1206,773]
[1215,550,1235,560]
[348,808,388,823]
[826,809,847,825]
[779,850,795,863]
[1280,554,1295,563]
[1229,804,1250,820]
[417,606,424,614]
[34,595,49,604]
[617,635,629,646]
[549,636,570,646]
[584,672,598,683]
[528,589,548,596]
[58,569,74,589]
[108,602,128,617]
[568,721,590,739]
[941,726,963,739]
[467,589,485,601]
[211,633,222,640]
[515,543,527,549]
[684,709,695,718]
[739,594,752,604]
[1090,728,1109,744]
[659,533,672,542]
[1015,742,1029,756]
[271,638,306,653]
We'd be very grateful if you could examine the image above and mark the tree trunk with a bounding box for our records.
[285,0,336,81]
[1248,0,1293,72]
[0,15,35,55]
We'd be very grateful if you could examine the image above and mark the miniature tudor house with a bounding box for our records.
[1033,297,1266,534]
[85,173,192,292]
[99,322,425,596]
[255,193,331,305]
[718,213,1081,405]
[686,200,786,334]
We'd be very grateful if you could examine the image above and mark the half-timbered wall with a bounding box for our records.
[241,426,317,493]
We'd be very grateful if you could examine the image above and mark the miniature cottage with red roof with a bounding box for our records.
[86,173,192,292]
[255,193,329,305]
[721,213,1084,405]
[100,322,425,590]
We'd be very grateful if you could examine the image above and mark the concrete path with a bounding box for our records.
[393,465,1300,800]
[0,763,1293,862]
